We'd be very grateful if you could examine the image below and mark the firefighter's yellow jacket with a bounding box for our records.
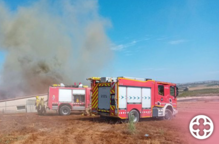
[36,96,40,107]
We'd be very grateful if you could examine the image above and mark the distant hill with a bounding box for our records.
[177,80,219,89]
[177,80,219,97]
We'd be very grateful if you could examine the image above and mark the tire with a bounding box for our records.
[59,105,71,116]
[129,110,140,123]
[164,109,173,120]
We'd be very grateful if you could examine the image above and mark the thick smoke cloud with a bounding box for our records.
[0,0,112,99]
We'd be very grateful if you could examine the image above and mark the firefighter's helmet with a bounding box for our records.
[36,96,39,99]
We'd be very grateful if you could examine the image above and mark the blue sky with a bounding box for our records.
[0,0,219,83]
[100,0,219,83]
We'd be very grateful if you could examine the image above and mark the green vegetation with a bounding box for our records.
[158,128,165,136]
[206,84,219,87]
[128,115,136,134]
[179,88,219,97]
[0,135,23,144]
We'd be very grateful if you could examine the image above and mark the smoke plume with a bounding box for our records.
[0,0,112,99]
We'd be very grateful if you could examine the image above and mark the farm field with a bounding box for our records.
[178,82,219,97]
[179,88,219,97]
[0,100,219,144]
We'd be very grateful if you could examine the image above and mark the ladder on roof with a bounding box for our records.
[118,76,152,81]
[87,76,152,82]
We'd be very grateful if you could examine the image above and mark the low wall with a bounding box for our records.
[0,94,47,113]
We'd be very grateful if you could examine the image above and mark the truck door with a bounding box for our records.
[142,88,151,109]
[141,88,152,117]
[168,86,177,107]
[98,86,111,112]
[72,89,86,110]
[163,85,170,104]
[156,84,165,106]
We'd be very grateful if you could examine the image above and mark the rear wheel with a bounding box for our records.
[59,105,71,116]
[164,109,173,120]
[129,110,139,123]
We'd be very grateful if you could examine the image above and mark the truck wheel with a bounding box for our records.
[164,109,172,120]
[129,110,139,123]
[59,105,71,116]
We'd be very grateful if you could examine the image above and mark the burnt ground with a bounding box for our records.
[0,100,219,144]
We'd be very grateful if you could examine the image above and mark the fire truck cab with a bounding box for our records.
[47,84,91,115]
[87,77,178,122]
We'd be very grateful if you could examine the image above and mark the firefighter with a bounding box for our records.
[85,104,90,116]
[35,96,40,113]
[86,104,93,116]
[39,98,46,115]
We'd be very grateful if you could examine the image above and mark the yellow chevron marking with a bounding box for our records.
[111,89,115,94]
[92,97,98,105]
[92,96,97,104]
[92,93,98,102]
[93,89,98,98]
[93,103,98,109]
[94,84,98,89]
[92,97,97,105]
[93,100,98,108]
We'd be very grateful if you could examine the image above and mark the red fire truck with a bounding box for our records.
[46,84,91,115]
[87,77,178,122]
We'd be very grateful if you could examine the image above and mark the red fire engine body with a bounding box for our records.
[88,77,178,122]
[47,84,91,115]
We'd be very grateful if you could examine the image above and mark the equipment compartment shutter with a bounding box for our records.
[142,88,151,108]
[127,87,141,104]
[98,87,111,110]
[118,86,127,109]
[59,89,72,102]
[73,90,85,95]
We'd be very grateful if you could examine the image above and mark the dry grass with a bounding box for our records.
[179,88,219,97]
[4,101,219,144]
[0,134,24,144]
[127,115,136,134]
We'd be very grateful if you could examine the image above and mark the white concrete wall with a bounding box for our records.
[0,95,47,113]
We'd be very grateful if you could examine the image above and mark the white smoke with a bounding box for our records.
[0,0,112,99]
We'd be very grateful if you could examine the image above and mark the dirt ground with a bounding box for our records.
[0,100,219,144]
